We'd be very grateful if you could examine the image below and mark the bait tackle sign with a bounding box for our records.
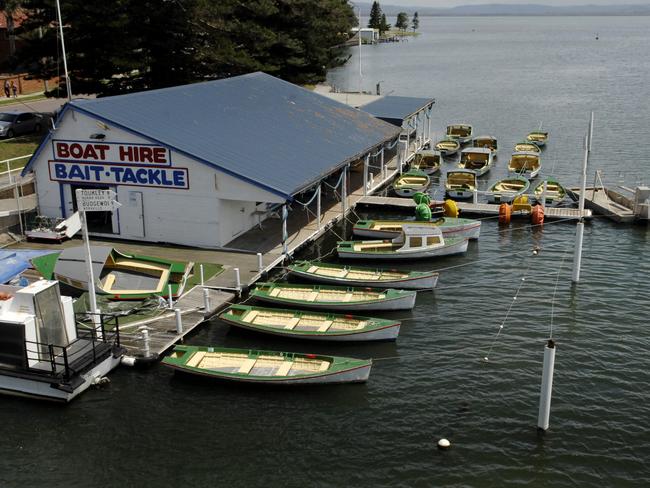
[49,140,189,189]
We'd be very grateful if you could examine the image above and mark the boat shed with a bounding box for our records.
[361,95,435,162]
[22,72,400,248]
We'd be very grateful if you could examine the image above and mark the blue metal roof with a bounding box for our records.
[26,73,400,200]
[361,96,435,122]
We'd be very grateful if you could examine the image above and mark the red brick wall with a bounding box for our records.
[0,73,59,95]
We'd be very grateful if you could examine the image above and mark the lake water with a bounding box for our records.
[2,16,650,488]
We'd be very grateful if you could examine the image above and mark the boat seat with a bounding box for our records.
[317,320,333,332]
[269,288,281,297]
[242,310,258,323]
[186,351,206,368]
[305,291,319,302]
[275,361,293,376]
[102,273,116,290]
[284,317,301,330]
[238,358,257,374]
[342,293,354,303]
[318,361,330,372]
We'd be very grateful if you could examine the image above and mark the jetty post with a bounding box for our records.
[537,339,557,431]
[174,309,183,334]
[281,204,288,257]
[572,112,593,283]
[341,166,348,214]
[316,184,322,230]
[363,155,369,196]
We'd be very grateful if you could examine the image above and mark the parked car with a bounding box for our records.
[0,111,43,138]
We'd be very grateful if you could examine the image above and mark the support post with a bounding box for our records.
[537,339,556,431]
[381,148,386,181]
[140,327,150,358]
[13,184,24,236]
[174,308,183,335]
[363,155,369,196]
[473,189,478,204]
[200,264,204,286]
[281,204,288,257]
[572,112,593,283]
[341,167,348,214]
[202,287,211,312]
[234,267,241,293]
[78,203,100,333]
[316,184,322,230]
[167,284,173,309]
[257,252,263,273]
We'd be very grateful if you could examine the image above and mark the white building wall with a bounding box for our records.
[30,108,285,248]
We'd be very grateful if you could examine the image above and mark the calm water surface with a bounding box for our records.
[2,16,650,488]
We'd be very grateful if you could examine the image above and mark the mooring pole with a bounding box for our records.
[234,267,241,293]
[202,287,211,313]
[174,308,183,335]
[537,339,557,431]
[281,204,288,257]
[167,284,173,309]
[572,112,593,283]
[341,166,348,215]
[541,180,548,210]
[363,155,369,196]
[316,184,322,230]
[257,252,263,273]
[199,264,204,286]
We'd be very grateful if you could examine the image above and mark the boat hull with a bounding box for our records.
[338,238,468,260]
[509,167,540,179]
[167,362,372,384]
[289,268,438,289]
[252,292,416,311]
[394,186,428,197]
[353,219,481,240]
[0,353,121,402]
[446,189,474,199]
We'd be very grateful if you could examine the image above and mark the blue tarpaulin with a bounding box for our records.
[0,250,57,284]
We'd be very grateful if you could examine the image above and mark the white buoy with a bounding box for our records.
[537,339,557,431]
[437,438,451,449]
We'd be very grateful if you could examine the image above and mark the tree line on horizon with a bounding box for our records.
[367,1,418,36]
[6,0,357,96]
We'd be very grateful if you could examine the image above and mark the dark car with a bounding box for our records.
[0,111,43,138]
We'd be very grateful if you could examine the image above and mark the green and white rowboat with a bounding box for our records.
[435,137,461,156]
[486,176,531,204]
[250,282,416,311]
[526,131,549,147]
[163,345,372,384]
[514,141,541,154]
[353,217,481,240]
[219,304,401,341]
[287,260,439,289]
[337,226,468,261]
[533,178,567,206]
[412,150,441,175]
[393,170,431,197]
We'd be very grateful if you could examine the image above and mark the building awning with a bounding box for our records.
[361,96,435,126]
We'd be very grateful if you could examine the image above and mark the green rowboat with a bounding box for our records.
[162,345,372,384]
[393,170,431,197]
[250,282,416,311]
[533,178,566,206]
[219,304,401,341]
[287,260,438,289]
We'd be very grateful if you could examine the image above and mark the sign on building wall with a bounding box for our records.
[48,140,189,189]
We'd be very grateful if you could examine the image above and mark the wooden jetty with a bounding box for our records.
[358,195,592,220]
[118,286,234,359]
[567,186,649,223]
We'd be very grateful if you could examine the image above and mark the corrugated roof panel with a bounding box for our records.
[361,96,435,122]
[68,72,400,199]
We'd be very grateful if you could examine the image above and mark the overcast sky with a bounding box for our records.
[383,0,650,6]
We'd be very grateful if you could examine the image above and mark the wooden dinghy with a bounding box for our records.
[337,226,468,261]
[445,169,477,199]
[31,246,192,300]
[486,176,531,204]
[434,138,461,156]
[412,150,441,175]
[514,141,541,154]
[287,260,438,289]
[446,124,473,144]
[219,304,401,341]
[163,345,372,384]
[472,135,498,155]
[353,217,481,240]
[459,147,493,177]
[526,131,549,147]
[533,178,566,206]
[508,151,541,179]
[250,282,416,311]
[393,170,431,197]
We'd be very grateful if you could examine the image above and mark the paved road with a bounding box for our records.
[0,95,95,114]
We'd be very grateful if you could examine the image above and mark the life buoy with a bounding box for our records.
[443,199,459,218]
[499,203,512,225]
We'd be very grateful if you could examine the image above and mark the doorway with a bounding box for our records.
[70,184,117,234]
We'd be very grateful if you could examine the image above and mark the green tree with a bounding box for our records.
[395,12,409,31]
[367,1,382,29]
[379,14,390,35]
[0,0,20,61]
[412,11,419,32]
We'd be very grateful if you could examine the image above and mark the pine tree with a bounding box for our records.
[368,1,382,29]
[395,12,409,31]
[412,11,419,32]
[379,14,391,36]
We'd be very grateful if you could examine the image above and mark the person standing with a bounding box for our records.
[10,81,17,98]
[3,80,9,98]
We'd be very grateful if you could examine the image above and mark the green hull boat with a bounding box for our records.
[219,304,401,341]
[162,345,372,384]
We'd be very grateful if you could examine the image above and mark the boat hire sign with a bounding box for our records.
[48,140,189,189]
